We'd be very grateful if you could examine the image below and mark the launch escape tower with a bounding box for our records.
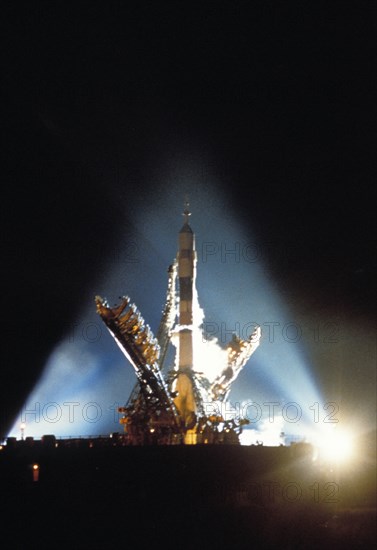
[95,205,261,444]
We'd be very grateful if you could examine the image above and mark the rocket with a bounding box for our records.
[178,205,195,368]
[173,204,197,428]
[95,203,261,443]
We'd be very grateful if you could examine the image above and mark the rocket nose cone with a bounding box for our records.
[179,222,193,234]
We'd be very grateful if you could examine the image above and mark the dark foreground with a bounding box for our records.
[1,439,375,550]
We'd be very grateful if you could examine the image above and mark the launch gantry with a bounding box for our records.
[95,206,261,444]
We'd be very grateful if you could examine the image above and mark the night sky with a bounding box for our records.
[2,2,376,440]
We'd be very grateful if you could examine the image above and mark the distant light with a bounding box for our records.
[32,463,40,482]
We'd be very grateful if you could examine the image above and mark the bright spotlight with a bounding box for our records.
[316,427,354,463]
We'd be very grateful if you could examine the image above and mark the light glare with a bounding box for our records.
[315,427,354,463]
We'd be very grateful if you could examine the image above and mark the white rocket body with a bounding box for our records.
[173,209,197,427]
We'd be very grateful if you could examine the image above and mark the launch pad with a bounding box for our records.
[95,205,261,444]
[2,209,375,549]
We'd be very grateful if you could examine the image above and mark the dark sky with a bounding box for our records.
[2,2,376,437]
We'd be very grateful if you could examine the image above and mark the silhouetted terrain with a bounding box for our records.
[1,440,375,549]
